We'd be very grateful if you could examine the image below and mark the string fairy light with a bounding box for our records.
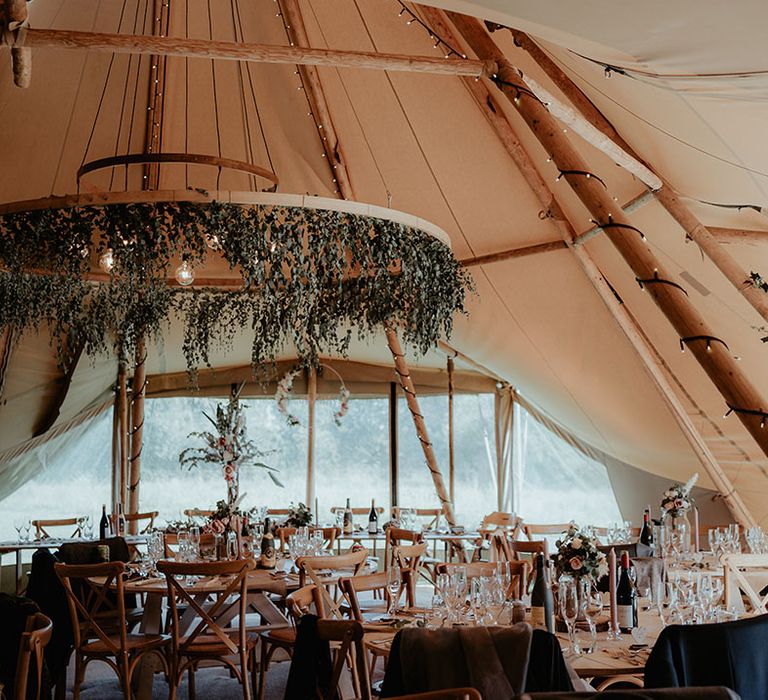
[393,1,466,59]
[274,0,341,194]
[723,404,768,429]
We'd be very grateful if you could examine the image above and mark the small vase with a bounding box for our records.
[662,509,691,552]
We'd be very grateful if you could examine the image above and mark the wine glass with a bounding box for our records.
[84,515,93,539]
[559,576,580,655]
[13,518,24,543]
[23,519,32,542]
[580,578,602,654]
[387,566,401,617]
[189,526,201,561]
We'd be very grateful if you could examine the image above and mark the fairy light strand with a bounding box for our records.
[395,1,466,59]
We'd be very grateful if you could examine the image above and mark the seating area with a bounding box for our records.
[2,0,768,698]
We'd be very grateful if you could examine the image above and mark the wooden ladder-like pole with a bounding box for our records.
[445,11,768,462]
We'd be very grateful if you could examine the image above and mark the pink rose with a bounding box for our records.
[674,498,685,509]
[569,556,583,571]
[210,519,225,534]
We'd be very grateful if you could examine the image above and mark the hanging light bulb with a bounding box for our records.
[99,249,115,272]
[174,260,195,286]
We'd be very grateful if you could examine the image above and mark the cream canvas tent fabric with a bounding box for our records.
[0,0,767,522]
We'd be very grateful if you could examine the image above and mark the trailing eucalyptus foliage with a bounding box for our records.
[0,201,472,373]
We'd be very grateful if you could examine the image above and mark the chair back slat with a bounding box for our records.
[12,613,53,700]
[340,572,393,621]
[157,558,254,657]
[55,561,127,654]
[296,548,369,618]
[721,553,768,613]
[124,510,158,534]
[32,517,82,539]
[286,584,326,622]
[385,528,424,570]
[510,539,549,559]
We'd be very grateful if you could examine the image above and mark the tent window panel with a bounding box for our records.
[0,410,112,540]
[313,397,389,524]
[517,402,622,528]
[141,397,307,521]
[397,393,497,528]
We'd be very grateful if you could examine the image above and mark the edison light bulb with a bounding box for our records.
[99,249,115,272]
[174,260,195,286]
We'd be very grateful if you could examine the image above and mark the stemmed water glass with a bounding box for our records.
[559,576,580,655]
[22,519,32,542]
[580,578,602,653]
[387,566,401,617]
[189,526,201,560]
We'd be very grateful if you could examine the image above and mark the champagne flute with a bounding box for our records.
[580,578,602,654]
[387,566,401,617]
[559,576,580,655]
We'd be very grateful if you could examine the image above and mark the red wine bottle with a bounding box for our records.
[640,509,654,547]
[616,550,637,632]
[99,504,110,539]
[530,553,554,633]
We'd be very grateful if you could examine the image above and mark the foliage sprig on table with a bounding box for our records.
[554,524,609,580]
[0,201,472,374]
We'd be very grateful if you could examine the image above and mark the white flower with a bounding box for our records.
[572,537,583,550]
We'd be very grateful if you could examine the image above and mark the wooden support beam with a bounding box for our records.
[3,0,31,87]
[460,239,565,267]
[419,7,755,527]
[447,10,768,462]
[128,339,146,532]
[117,362,129,509]
[386,327,456,528]
[389,381,398,510]
[709,227,768,245]
[507,29,768,324]
[447,356,455,503]
[10,27,496,78]
[306,366,317,506]
[32,342,85,437]
[281,0,354,200]
[0,326,16,401]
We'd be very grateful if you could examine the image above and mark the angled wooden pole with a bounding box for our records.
[709,227,768,245]
[281,0,354,200]
[128,339,147,531]
[507,29,768,323]
[117,362,129,509]
[2,0,31,87]
[460,239,566,267]
[445,11,768,461]
[386,327,456,528]
[306,366,317,507]
[447,356,455,503]
[9,28,495,78]
[417,6,755,527]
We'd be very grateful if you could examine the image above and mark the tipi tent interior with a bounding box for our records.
[0,0,768,534]
[1,0,768,691]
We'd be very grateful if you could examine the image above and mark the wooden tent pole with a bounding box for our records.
[2,0,31,87]
[9,28,495,78]
[117,363,129,510]
[709,227,768,245]
[281,0,354,200]
[306,367,317,507]
[447,356,455,503]
[507,29,768,324]
[386,327,456,528]
[445,11,768,460]
[128,339,146,531]
[416,6,755,527]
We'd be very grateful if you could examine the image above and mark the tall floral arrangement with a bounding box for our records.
[554,524,609,580]
[661,473,698,517]
[179,386,282,506]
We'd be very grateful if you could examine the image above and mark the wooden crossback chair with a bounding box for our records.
[157,558,257,700]
[393,507,444,531]
[393,542,427,606]
[721,553,768,613]
[480,511,523,537]
[313,619,372,700]
[340,572,400,679]
[275,526,340,553]
[182,508,214,522]
[296,548,369,619]
[387,690,482,700]
[124,511,158,534]
[32,518,82,539]
[257,584,326,700]
[55,561,169,700]
[510,539,550,561]
[11,612,53,700]
[524,523,572,541]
